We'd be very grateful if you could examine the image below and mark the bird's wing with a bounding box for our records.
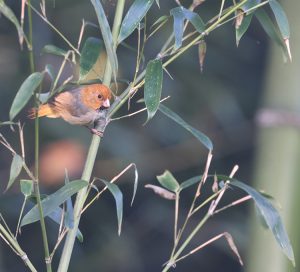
[52,90,89,117]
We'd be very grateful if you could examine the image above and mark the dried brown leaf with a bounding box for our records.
[235,9,244,29]
[198,40,206,73]
[224,232,244,266]
[145,184,176,200]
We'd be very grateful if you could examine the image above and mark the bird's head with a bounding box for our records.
[81,84,112,111]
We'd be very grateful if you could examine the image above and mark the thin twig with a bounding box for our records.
[214,195,252,214]
[174,192,180,244]
[18,122,25,159]
[77,19,86,50]
[15,197,27,238]
[111,96,170,121]
[50,228,68,261]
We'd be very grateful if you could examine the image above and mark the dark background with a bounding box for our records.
[0,0,288,271]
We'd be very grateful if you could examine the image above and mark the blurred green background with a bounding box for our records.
[0,0,299,271]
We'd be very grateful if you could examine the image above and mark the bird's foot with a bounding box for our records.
[90,128,103,137]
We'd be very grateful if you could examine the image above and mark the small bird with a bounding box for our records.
[29,84,112,136]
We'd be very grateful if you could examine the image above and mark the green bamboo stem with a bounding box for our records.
[57,1,126,271]
[0,224,37,272]
[27,1,52,271]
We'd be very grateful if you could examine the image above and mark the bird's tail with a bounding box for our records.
[28,104,57,119]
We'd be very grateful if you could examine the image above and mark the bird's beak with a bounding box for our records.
[102,98,110,108]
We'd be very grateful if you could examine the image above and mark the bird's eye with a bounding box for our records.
[98,94,103,99]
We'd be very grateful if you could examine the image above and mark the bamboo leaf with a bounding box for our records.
[91,0,118,79]
[236,13,253,46]
[198,40,206,72]
[157,170,179,193]
[170,7,205,49]
[0,1,26,47]
[269,0,290,39]
[79,37,105,80]
[21,180,88,227]
[0,121,17,127]
[42,44,68,57]
[170,8,184,49]
[6,154,23,191]
[102,180,123,236]
[155,0,160,8]
[159,104,213,151]
[144,59,163,123]
[151,15,169,29]
[130,164,138,206]
[145,184,176,200]
[255,9,289,61]
[221,176,295,266]
[242,0,261,14]
[20,179,33,197]
[45,64,55,82]
[9,72,44,120]
[118,0,155,44]
[223,232,244,266]
[64,170,74,229]
[179,175,202,191]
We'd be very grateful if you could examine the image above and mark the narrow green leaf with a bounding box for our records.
[45,64,55,93]
[64,170,74,229]
[170,8,184,49]
[6,154,23,191]
[255,9,289,60]
[157,170,180,193]
[91,0,118,80]
[151,15,169,29]
[236,13,253,46]
[45,64,55,82]
[0,121,17,127]
[130,164,138,206]
[102,180,123,236]
[9,72,44,120]
[0,1,26,46]
[37,92,51,104]
[42,44,68,57]
[159,104,213,151]
[181,7,205,33]
[179,175,202,191]
[222,177,295,266]
[242,0,261,14]
[269,0,290,39]
[170,7,205,49]
[80,37,105,80]
[144,59,163,123]
[20,179,33,197]
[21,180,88,227]
[118,0,155,44]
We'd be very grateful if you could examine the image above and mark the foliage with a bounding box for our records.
[0,0,294,271]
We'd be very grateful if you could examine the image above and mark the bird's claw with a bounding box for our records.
[90,128,103,137]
